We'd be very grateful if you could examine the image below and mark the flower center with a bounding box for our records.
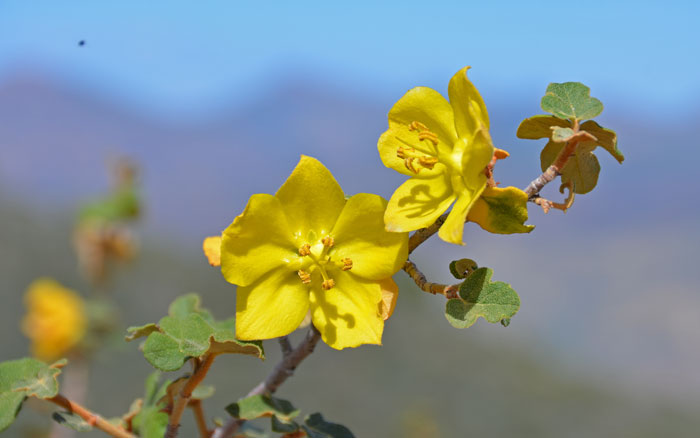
[394,121,441,174]
[296,235,352,290]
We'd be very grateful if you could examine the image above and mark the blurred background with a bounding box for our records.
[1,1,699,437]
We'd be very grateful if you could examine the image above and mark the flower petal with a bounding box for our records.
[221,194,298,287]
[448,66,490,139]
[309,272,383,350]
[388,86,458,148]
[378,128,449,178]
[379,278,399,321]
[461,129,494,190]
[275,156,346,239]
[235,268,310,340]
[202,236,222,267]
[384,173,456,233]
[331,193,408,281]
[438,190,478,245]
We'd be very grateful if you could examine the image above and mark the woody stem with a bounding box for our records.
[47,395,135,438]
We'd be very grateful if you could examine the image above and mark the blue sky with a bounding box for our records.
[1,0,698,118]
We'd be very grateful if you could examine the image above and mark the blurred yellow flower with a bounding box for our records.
[219,156,408,350]
[22,278,87,361]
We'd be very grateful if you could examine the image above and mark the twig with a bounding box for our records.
[523,122,596,199]
[211,327,322,438]
[47,394,135,438]
[278,335,293,357]
[165,354,216,438]
[189,399,211,438]
[402,260,460,299]
[408,213,448,253]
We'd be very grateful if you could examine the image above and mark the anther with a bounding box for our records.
[404,158,419,173]
[418,156,438,169]
[298,244,311,256]
[321,236,334,248]
[396,146,415,159]
[322,279,336,290]
[418,132,439,145]
[408,121,428,131]
[297,270,311,284]
[341,258,353,271]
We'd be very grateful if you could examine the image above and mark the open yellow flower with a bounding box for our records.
[378,66,496,245]
[220,156,408,350]
[22,278,87,361]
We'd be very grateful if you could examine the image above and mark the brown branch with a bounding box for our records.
[523,123,596,199]
[402,260,460,299]
[47,395,135,438]
[408,213,448,253]
[189,399,211,438]
[211,327,323,438]
[165,354,216,438]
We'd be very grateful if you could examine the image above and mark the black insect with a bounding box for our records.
[78,40,86,47]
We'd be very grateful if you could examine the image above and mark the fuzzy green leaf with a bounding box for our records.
[541,140,600,194]
[541,82,603,121]
[191,385,215,400]
[516,115,570,139]
[449,259,478,280]
[52,411,93,432]
[130,372,170,438]
[0,358,66,432]
[551,127,575,143]
[226,395,300,422]
[271,416,300,433]
[445,268,520,329]
[127,294,264,371]
[303,413,355,438]
[580,120,624,163]
[468,187,534,235]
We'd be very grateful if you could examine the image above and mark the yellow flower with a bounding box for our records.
[378,66,496,245]
[22,278,87,361]
[219,156,408,350]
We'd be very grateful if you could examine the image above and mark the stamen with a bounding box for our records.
[297,270,311,284]
[418,132,439,145]
[404,158,419,173]
[341,258,353,271]
[408,121,428,131]
[298,243,311,256]
[322,279,335,290]
[418,156,438,169]
[321,236,334,248]
[396,146,415,159]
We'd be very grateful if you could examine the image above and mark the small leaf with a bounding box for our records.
[271,416,300,433]
[541,140,600,194]
[0,358,66,432]
[131,372,170,438]
[541,82,603,121]
[448,259,478,279]
[225,395,300,421]
[302,413,355,438]
[191,384,215,400]
[445,267,520,329]
[516,115,570,139]
[551,127,575,143]
[580,120,624,163]
[125,323,159,341]
[52,411,93,432]
[468,187,534,235]
[128,294,264,371]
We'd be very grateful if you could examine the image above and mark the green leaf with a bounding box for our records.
[580,120,624,163]
[468,187,535,235]
[445,268,520,329]
[191,384,215,400]
[551,127,575,143]
[271,415,300,433]
[516,115,570,140]
[225,394,300,422]
[127,294,264,371]
[130,371,170,438]
[541,140,600,194]
[0,358,66,432]
[52,411,93,432]
[449,259,478,280]
[540,82,603,121]
[302,413,355,438]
